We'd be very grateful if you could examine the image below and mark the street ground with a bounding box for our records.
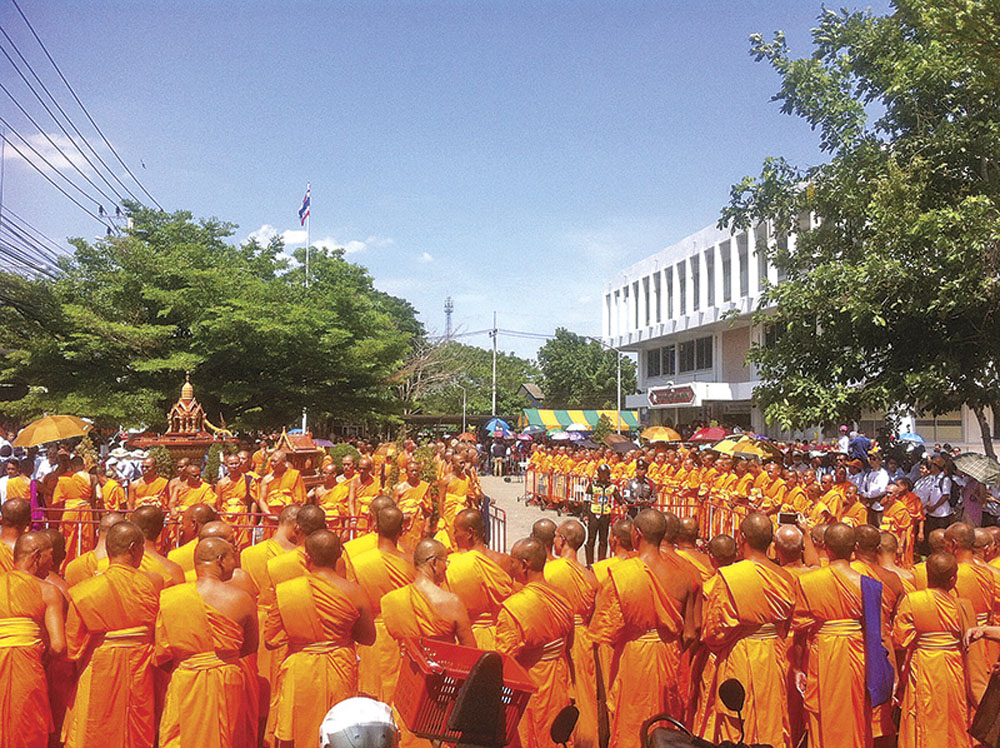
[481,473,558,552]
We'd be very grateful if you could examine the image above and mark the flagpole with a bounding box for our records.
[304,182,311,288]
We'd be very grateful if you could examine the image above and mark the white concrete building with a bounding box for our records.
[602,218,998,447]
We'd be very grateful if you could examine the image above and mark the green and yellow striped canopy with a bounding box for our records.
[518,408,639,432]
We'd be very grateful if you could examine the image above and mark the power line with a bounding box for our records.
[0,129,113,227]
[0,29,136,204]
[0,240,59,279]
[2,207,65,255]
[0,219,60,263]
[9,0,163,210]
[0,80,123,210]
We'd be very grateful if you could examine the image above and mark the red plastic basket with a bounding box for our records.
[394,637,537,745]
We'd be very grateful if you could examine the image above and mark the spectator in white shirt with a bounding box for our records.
[847,459,866,490]
[885,457,906,483]
[836,426,850,455]
[916,457,953,552]
[861,452,890,523]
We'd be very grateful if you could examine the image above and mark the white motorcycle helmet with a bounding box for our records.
[319,698,399,748]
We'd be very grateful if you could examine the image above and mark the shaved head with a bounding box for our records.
[926,552,958,590]
[199,521,236,543]
[824,523,856,561]
[40,528,66,568]
[1,498,31,529]
[131,506,166,541]
[185,504,218,528]
[974,528,993,552]
[678,516,700,544]
[296,505,327,537]
[511,537,547,571]
[854,524,881,554]
[611,519,633,551]
[13,531,49,562]
[878,531,898,556]
[278,504,301,526]
[531,519,557,551]
[946,522,975,551]
[927,528,947,553]
[105,521,144,558]
[774,525,804,563]
[414,538,447,567]
[377,506,404,540]
[99,511,126,534]
[194,536,234,564]
[634,509,667,546]
[661,512,681,544]
[557,520,586,551]
[708,535,738,567]
[740,512,773,552]
[455,509,486,541]
[810,524,828,548]
[305,530,342,568]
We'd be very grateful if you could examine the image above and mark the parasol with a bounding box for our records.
[731,437,783,462]
[13,414,93,448]
[484,417,511,433]
[549,431,570,441]
[712,436,750,456]
[521,425,546,435]
[953,453,1000,486]
[690,426,729,442]
[898,433,925,444]
[641,426,682,442]
[565,423,590,432]
[516,434,533,441]
[456,432,477,442]
[603,434,631,447]
[611,440,637,453]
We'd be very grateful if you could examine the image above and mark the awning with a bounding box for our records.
[518,409,639,432]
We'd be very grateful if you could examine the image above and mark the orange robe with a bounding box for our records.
[131,477,168,508]
[260,468,307,515]
[265,573,361,748]
[167,539,197,581]
[217,474,254,548]
[892,589,974,748]
[53,473,94,563]
[176,481,216,509]
[5,474,30,499]
[397,480,431,551]
[64,550,108,587]
[63,563,159,748]
[589,558,686,748]
[342,531,378,577]
[315,480,351,519]
[102,479,127,511]
[914,560,999,703]
[439,477,471,541]
[840,500,868,528]
[793,566,872,748]
[676,549,714,584]
[352,475,383,516]
[545,558,599,748]
[701,560,795,747]
[445,548,515,649]
[155,583,245,748]
[348,548,415,701]
[496,581,575,748]
[0,543,12,573]
[880,501,915,568]
[0,570,52,748]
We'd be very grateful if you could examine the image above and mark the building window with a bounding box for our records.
[646,348,661,378]
[705,249,715,307]
[776,232,788,282]
[679,335,713,373]
[738,233,749,297]
[621,287,628,331]
[662,344,676,376]
[691,258,700,312]
[633,281,640,329]
[721,240,732,302]
[756,223,768,285]
[677,261,686,315]
[653,273,661,323]
[665,268,673,319]
[605,293,612,336]
[643,276,651,326]
[764,321,785,349]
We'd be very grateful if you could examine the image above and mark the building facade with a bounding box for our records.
[602,219,997,446]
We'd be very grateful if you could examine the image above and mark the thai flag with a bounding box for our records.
[298,185,310,226]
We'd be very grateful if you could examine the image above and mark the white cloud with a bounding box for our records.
[2,132,102,176]
[248,224,279,244]
[246,225,392,255]
[417,252,434,263]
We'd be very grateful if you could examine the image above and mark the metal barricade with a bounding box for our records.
[488,502,507,553]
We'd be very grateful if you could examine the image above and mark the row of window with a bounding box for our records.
[645,335,713,377]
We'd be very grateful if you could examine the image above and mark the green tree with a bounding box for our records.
[721,2,1000,455]
[591,413,614,445]
[537,328,636,409]
[0,202,421,431]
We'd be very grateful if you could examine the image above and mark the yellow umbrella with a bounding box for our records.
[641,426,682,442]
[12,414,93,448]
[732,437,783,461]
[712,436,752,456]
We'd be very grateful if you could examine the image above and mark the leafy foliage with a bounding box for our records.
[591,413,614,445]
[0,202,421,431]
[721,2,1000,453]
[327,443,361,470]
[537,328,637,409]
[147,445,173,478]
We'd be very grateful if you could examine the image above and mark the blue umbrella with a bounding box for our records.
[898,433,925,444]
[485,417,511,433]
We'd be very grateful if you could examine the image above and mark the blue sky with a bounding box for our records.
[3,0,890,358]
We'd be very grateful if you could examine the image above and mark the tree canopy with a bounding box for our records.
[537,328,636,410]
[721,1,1000,453]
[0,202,420,431]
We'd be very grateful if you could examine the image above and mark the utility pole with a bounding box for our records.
[491,311,498,416]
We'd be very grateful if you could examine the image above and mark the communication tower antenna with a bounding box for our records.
[444,297,454,339]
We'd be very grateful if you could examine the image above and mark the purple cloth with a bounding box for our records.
[28,479,46,526]
[861,574,893,707]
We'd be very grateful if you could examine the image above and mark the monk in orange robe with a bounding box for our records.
[0,497,32,571]
[311,463,347,518]
[348,506,415,701]
[393,462,433,553]
[894,552,973,748]
[171,464,217,513]
[98,463,128,511]
[589,510,698,748]
[348,456,383,516]
[63,511,125,587]
[879,483,913,560]
[592,518,633,585]
[0,532,66,748]
[792,523,872,748]
[131,506,186,586]
[166,504,219,577]
[915,522,999,705]
[436,460,473,546]
[878,531,915,593]
[340,495,396,576]
[545,520,600,748]
[497,537,575,748]
[129,457,169,509]
[53,456,98,564]
[259,450,307,520]
[895,479,924,567]
[700,513,795,747]
[217,453,256,548]
[675,516,714,584]
[63,521,163,748]
[838,484,868,527]
[265,530,375,748]
[155,537,257,748]
[445,508,515,649]
[3,458,31,501]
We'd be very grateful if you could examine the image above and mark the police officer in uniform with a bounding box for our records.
[621,458,657,518]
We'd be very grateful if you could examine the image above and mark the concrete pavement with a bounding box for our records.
[481,473,560,552]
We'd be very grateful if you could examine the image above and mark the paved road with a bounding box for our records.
[481,473,560,552]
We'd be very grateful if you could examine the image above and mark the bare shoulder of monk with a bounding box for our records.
[648,555,692,602]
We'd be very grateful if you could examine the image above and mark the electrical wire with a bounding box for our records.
[0,29,136,204]
[0,219,60,262]
[2,207,66,255]
[9,0,163,210]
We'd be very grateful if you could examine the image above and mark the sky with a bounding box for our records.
[2,0,892,359]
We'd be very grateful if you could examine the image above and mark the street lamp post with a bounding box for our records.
[583,334,625,435]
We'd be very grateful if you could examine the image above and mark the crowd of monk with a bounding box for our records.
[1,439,998,748]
